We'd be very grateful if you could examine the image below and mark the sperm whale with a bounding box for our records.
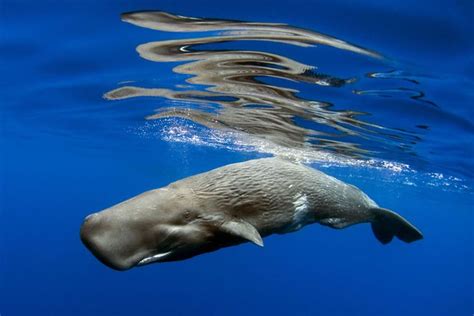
[80,157,422,270]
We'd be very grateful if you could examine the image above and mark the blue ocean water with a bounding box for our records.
[1,1,473,315]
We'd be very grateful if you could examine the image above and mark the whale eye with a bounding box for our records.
[182,209,199,223]
[183,210,191,220]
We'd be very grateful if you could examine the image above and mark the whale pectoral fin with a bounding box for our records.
[220,219,264,247]
[370,208,423,244]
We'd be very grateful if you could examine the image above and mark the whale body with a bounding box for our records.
[80,157,422,270]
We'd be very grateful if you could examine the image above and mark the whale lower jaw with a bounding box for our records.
[137,251,173,266]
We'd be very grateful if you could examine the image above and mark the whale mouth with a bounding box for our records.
[137,251,173,266]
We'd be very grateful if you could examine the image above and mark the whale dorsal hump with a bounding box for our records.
[220,219,264,247]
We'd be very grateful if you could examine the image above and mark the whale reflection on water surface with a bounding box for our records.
[105,11,436,161]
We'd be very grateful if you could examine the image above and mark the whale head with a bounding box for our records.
[80,187,263,270]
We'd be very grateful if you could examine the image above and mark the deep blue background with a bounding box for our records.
[1,1,473,315]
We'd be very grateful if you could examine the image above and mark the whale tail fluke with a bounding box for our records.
[370,208,423,244]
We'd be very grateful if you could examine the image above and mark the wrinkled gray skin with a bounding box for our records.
[81,157,422,270]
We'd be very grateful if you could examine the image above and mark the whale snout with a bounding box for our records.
[80,212,139,271]
[84,213,96,222]
[80,187,242,269]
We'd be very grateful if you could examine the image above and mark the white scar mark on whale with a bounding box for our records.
[290,193,309,231]
[137,251,172,266]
